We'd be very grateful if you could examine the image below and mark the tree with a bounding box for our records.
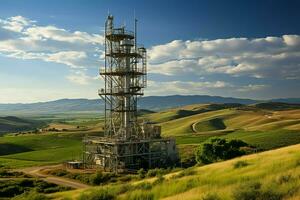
[195,138,249,164]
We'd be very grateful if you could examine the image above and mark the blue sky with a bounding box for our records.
[0,0,299,103]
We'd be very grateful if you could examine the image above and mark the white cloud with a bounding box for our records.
[66,70,99,85]
[24,26,103,44]
[46,51,87,68]
[148,35,300,79]
[1,16,34,32]
[0,15,104,85]
[146,80,231,96]
[237,84,269,92]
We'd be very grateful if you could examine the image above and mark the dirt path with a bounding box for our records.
[17,165,90,189]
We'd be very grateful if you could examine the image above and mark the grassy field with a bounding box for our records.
[0,116,46,136]
[0,134,82,168]
[49,143,300,200]
[0,102,299,169]
[141,103,300,162]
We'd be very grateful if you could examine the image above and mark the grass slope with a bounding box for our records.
[1,102,299,169]
[0,116,45,134]
[0,134,82,168]
[143,103,300,161]
[50,143,300,200]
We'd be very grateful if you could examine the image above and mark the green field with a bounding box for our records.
[0,102,299,169]
[0,134,82,168]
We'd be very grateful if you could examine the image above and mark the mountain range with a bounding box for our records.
[0,95,299,115]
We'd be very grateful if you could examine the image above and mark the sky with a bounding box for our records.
[0,0,299,103]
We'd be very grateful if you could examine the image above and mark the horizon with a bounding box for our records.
[1,0,300,103]
[1,94,300,105]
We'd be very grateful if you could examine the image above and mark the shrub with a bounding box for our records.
[172,168,195,179]
[232,182,262,200]
[12,191,50,200]
[202,193,221,200]
[137,168,146,179]
[277,174,293,184]
[152,174,164,185]
[233,160,249,169]
[195,138,249,164]
[51,169,68,177]
[118,175,131,182]
[232,182,283,200]
[126,190,154,200]
[78,188,115,200]
[89,171,115,185]
[135,182,152,190]
[146,168,165,178]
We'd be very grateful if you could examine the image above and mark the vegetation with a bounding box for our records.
[1,102,299,169]
[48,144,300,200]
[0,168,29,178]
[0,116,45,135]
[194,118,226,132]
[47,169,118,185]
[195,138,251,164]
[78,188,116,200]
[0,179,70,198]
[12,191,50,200]
[0,134,82,168]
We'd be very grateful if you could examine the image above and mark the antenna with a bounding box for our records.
[83,15,179,172]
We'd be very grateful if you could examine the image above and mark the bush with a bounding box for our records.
[152,174,164,185]
[135,182,152,190]
[146,168,165,178]
[233,160,249,169]
[172,168,195,179]
[195,138,249,164]
[78,188,115,200]
[232,182,283,200]
[277,174,293,184]
[12,191,50,200]
[232,182,262,200]
[126,190,154,200]
[202,193,221,200]
[50,169,68,177]
[89,171,115,185]
[137,168,146,179]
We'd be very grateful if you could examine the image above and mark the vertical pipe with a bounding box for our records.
[104,17,107,137]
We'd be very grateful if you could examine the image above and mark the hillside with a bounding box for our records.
[0,102,299,169]
[0,95,299,115]
[0,116,45,135]
[50,143,300,200]
[144,103,300,145]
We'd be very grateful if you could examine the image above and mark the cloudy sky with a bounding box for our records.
[0,0,299,103]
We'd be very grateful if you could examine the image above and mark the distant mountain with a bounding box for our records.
[0,95,299,115]
[0,99,103,115]
[253,102,300,110]
[271,98,300,104]
[138,95,257,110]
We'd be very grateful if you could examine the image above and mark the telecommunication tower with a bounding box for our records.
[83,15,178,172]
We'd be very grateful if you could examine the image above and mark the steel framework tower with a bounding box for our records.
[83,15,178,172]
[101,15,146,139]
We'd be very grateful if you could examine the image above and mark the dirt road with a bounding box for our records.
[18,165,90,189]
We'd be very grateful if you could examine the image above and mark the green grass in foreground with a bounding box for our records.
[50,143,300,200]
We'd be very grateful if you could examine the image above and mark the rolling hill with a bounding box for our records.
[0,102,299,169]
[0,95,299,115]
[0,116,45,135]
